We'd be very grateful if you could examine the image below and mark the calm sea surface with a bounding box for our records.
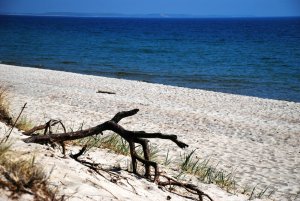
[0,15,299,102]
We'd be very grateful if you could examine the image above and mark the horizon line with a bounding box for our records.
[1,12,300,19]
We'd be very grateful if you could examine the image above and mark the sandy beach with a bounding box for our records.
[0,64,299,200]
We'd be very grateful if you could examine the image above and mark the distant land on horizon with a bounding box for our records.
[1,11,294,18]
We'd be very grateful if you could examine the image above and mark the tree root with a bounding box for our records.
[158,175,213,201]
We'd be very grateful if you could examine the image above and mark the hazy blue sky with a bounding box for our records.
[1,0,299,17]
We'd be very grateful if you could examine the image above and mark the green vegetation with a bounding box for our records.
[100,134,130,155]
[162,149,173,166]
[178,149,278,200]
[179,150,236,192]
[74,134,130,155]
[245,185,275,200]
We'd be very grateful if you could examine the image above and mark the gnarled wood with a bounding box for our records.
[22,109,212,200]
[23,109,188,148]
[23,109,187,179]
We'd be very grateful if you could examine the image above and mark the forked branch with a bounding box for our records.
[23,109,188,149]
[22,109,212,200]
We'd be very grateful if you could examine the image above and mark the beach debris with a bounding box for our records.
[159,175,213,201]
[23,119,67,156]
[22,109,213,201]
[96,90,116,94]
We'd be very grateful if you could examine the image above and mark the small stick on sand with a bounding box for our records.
[96,90,116,94]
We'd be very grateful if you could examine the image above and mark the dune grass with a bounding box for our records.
[162,149,174,166]
[0,86,12,125]
[99,134,130,155]
[73,134,130,155]
[77,136,274,198]
[0,85,32,133]
[76,135,241,194]
[0,141,61,200]
[245,185,276,200]
[74,133,160,162]
[178,149,277,199]
[14,116,33,132]
[0,85,62,199]
[179,149,237,192]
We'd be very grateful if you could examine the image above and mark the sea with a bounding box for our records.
[0,15,299,102]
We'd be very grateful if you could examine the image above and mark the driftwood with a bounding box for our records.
[96,90,116,94]
[23,109,187,179]
[23,109,213,201]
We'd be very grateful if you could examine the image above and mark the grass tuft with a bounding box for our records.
[100,134,130,155]
[148,145,160,162]
[14,116,33,132]
[73,134,130,155]
[0,86,12,125]
[74,133,160,165]
[179,150,277,199]
[0,141,61,200]
[0,86,33,132]
[246,185,276,200]
[179,150,237,192]
[163,149,174,166]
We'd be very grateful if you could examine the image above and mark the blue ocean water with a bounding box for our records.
[0,15,299,102]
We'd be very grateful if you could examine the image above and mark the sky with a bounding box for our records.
[0,0,299,17]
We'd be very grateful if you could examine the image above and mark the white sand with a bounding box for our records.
[0,64,299,200]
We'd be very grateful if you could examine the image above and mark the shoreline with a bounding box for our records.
[1,64,300,200]
[1,62,299,103]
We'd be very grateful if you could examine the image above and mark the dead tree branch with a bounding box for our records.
[23,119,66,136]
[23,109,187,180]
[22,109,212,201]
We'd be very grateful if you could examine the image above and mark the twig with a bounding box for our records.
[158,174,213,201]
[23,119,64,136]
[86,179,119,200]
[3,103,27,143]
[125,178,139,195]
[69,145,87,160]
[96,90,116,95]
